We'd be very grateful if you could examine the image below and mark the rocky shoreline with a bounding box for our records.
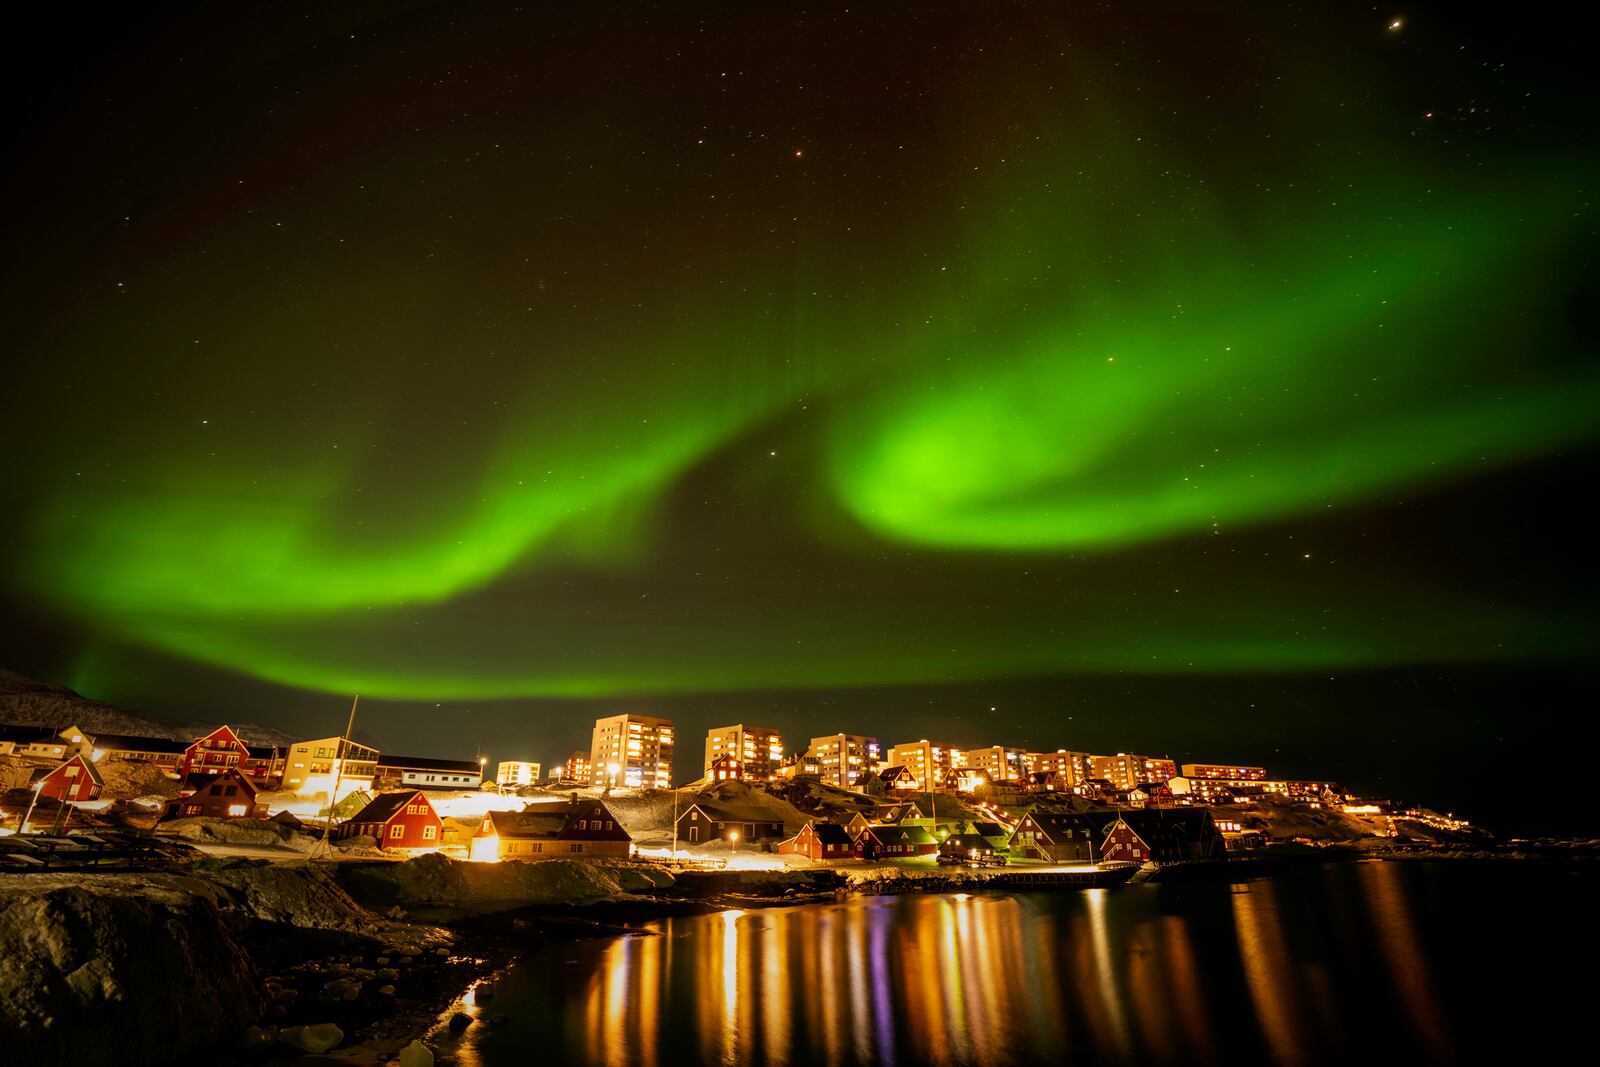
[5,842,1593,1066]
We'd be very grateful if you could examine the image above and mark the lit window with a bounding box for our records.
[390,824,405,839]
[423,825,438,840]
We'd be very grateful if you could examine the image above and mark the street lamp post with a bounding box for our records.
[730,830,739,854]
[20,780,43,835]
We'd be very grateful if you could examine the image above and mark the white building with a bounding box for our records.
[497,760,543,789]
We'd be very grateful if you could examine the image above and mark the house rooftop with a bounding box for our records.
[348,791,429,825]
[377,754,482,773]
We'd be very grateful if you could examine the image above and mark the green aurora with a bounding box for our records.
[4,6,1597,701]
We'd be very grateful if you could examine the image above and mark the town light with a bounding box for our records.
[730,830,739,853]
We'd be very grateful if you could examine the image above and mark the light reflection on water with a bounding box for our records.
[448,861,1590,1066]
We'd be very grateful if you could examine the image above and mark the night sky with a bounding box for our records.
[2,4,1595,831]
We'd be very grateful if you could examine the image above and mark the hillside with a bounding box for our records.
[0,670,300,748]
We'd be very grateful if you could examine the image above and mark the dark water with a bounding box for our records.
[437,861,1593,1065]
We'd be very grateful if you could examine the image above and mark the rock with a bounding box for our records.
[375,956,391,966]
[375,967,400,982]
[397,1040,435,1067]
[386,905,407,919]
[377,984,396,997]
[278,1023,344,1054]
[386,943,422,958]
[474,981,494,1002]
[238,1024,276,1050]
[322,977,363,1002]
[488,1014,509,1026]
[447,1012,472,1033]
[434,948,450,957]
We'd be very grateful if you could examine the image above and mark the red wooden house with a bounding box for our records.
[160,770,267,821]
[853,825,938,860]
[1099,817,1152,863]
[777,821,854,861]
[338,790,444,850]
[470,799,634,861]
[33,754,105,802]
[181,725,249,778]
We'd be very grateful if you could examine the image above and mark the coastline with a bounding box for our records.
[6,840,1593,1067]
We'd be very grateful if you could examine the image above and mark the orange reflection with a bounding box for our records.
[1359,862,1453,1061]
[1232,881,1308,1066]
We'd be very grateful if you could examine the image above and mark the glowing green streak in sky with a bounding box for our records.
[828,182,1598,550]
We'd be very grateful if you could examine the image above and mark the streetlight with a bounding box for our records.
[730,830,739,854]
[605,763,620,796]
[20,779,44,835]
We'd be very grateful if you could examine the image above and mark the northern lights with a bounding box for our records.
[1,3,1596,719]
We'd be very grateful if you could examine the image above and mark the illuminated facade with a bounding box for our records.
[281,735,379,796]
[1167,775,1337,802]
[961,745,1027,784]
[562,750,591,783]
[590,713,675,790]
[1024,750,1094,787]
[703,723,783,782]
[496,760,543,788]
[886,740,965,793]
[1090,753,1178,791]
[1181,763,1268,780]
[808,733,880,790]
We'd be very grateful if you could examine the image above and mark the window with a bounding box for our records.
[390,824,405,839]
[423,825,437,840]
[227,804,247,817]
[185,804,201,815]
[578,819,588,830]
[570,843,582,853]
[530,842,543,853]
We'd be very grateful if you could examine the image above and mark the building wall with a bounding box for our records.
[562,751,592,783]
[704,724,783,781]
[391,767,481,789]
[182,727,249,778]
[1024,750,1094,787]
[37,757,100,802]
[167,776,260,819]
[376,800,443,850]
[1090,753,1179,791]
[963,745,1026,783]
[282,736,379,794]
[589,714,675,789]
[886,740,964,792]
[1181,763,1268,780]
[808,733,880,790]
[497,761,542,788]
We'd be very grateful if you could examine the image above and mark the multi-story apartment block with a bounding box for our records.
[886,740,965,792]
[1181,763,1268,780]
[703,724,784,782]
[962,745,1028,784]
[281,735,379,796]
[808,733,880,790]
[496,760,543,789]
[562,750,592,784]
[1167,776,1338,802]
[1025,750,1095,788]
[590,714,675,790]
[1091,753,1179,791]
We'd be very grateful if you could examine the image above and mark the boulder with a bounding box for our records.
[278,1023,344,1054]
[397,1040,435,1067]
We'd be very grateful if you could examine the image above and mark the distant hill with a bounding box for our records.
[0,670,301,749]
